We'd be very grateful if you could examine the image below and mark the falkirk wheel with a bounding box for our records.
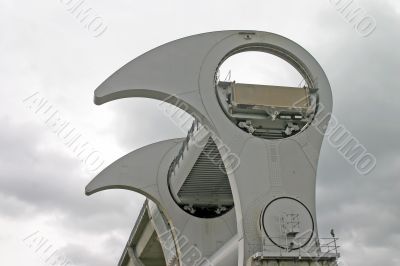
[85,31,339,266]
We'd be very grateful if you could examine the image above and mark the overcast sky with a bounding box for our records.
[1,0,399,265]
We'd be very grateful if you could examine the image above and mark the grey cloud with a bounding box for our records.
[1,0,399,265]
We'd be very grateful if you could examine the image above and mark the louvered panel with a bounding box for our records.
[177,137,234,206]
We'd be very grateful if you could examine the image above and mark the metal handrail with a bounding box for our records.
[249,236,340,259]
[167,119,200,180]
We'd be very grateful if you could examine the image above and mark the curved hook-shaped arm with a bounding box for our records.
[86,138,182,204]
[94,31,244,125]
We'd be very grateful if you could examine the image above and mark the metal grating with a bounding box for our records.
[177,137,234,206]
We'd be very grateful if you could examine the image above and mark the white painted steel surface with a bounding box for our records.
[86,31,333,265]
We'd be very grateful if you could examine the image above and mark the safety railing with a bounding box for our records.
[249,236,340,260]
[167,119,200,180]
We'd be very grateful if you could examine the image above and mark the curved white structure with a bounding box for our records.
[86,31,338,265]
